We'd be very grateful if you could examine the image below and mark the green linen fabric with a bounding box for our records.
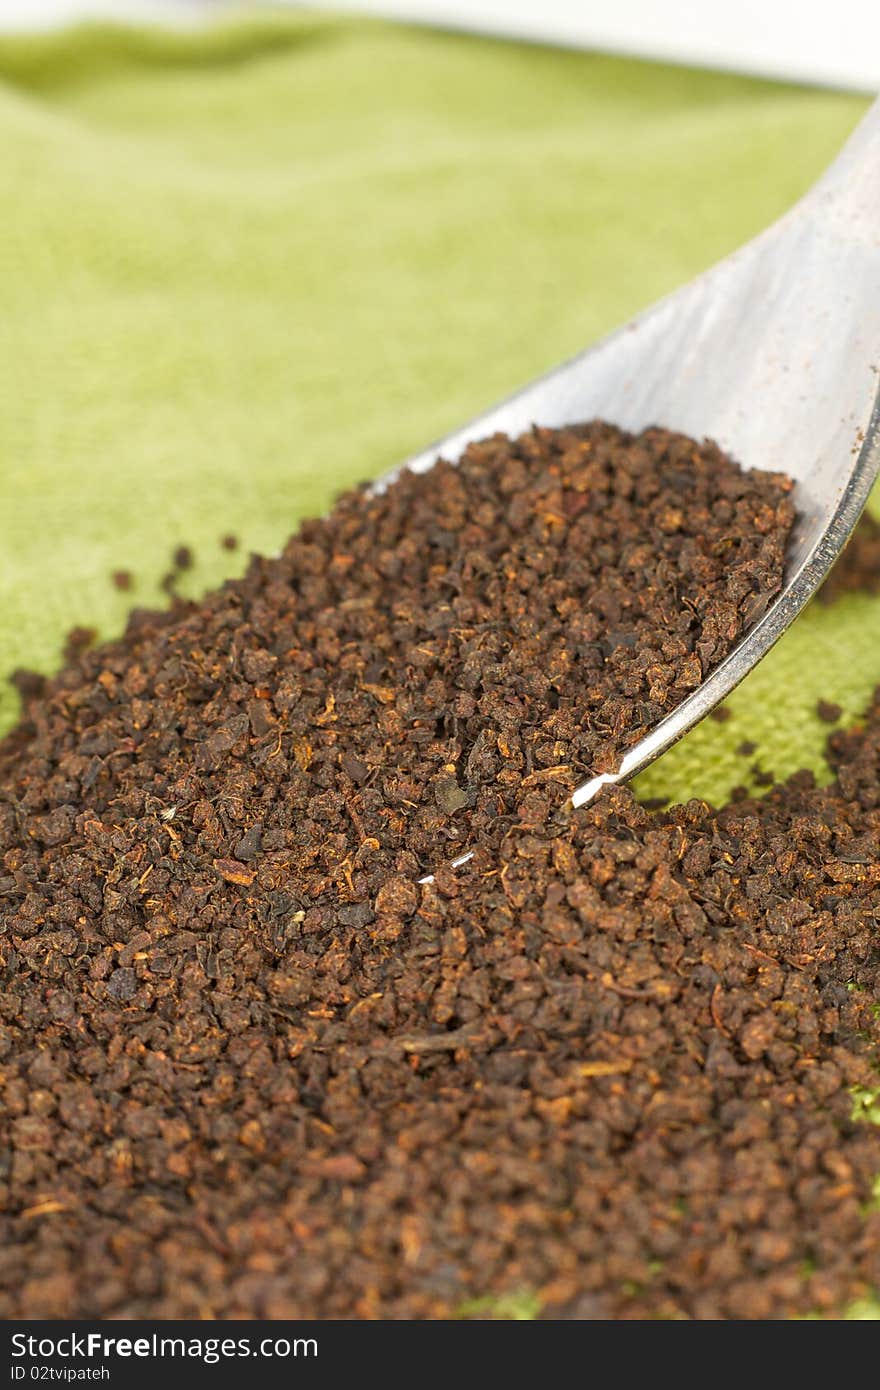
[0,11,875,806]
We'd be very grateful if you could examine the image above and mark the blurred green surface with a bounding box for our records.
[0,11,875,805]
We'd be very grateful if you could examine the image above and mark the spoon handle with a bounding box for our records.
[811,95,880,229]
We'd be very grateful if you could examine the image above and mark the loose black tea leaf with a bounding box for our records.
[3,422,878,1319]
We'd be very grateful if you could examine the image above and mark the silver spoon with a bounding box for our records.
[377,94,880,833]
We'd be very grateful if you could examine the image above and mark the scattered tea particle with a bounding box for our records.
[751,765,775,787]
[212,857,255,886]
[62,626,96,662]
[9,668,46,701]
[709,705,732,723]
[111,570,133,592]
[301,1154,367,1182]
[20,1199,67,1219]
[221,534,239,551]
[434,772,470,814]
[172,545,194,571]
[740,590,772,627]
[105,968,137,1003]
[374,875,419,917]
[576,1059,633,1079]
[817,699,843,724]
[233,824,263,862]
[341,753,369,785]
[736,740,758,757]
[238,1120,266,1154]
[361,682,395,704]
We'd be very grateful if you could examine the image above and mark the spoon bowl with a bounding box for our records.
[377,97,880,812]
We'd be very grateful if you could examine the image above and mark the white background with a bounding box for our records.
[297,0,880,91]
[0,0,220,28]
[0,0,877,90]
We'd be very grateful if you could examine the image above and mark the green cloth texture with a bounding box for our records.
[0,11,875,807]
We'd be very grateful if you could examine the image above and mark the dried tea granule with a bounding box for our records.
[9,420,869,1322]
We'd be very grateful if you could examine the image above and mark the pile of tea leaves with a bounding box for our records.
[4,422,880,1320]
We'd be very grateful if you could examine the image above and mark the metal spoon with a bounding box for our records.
[378,94,880,828]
